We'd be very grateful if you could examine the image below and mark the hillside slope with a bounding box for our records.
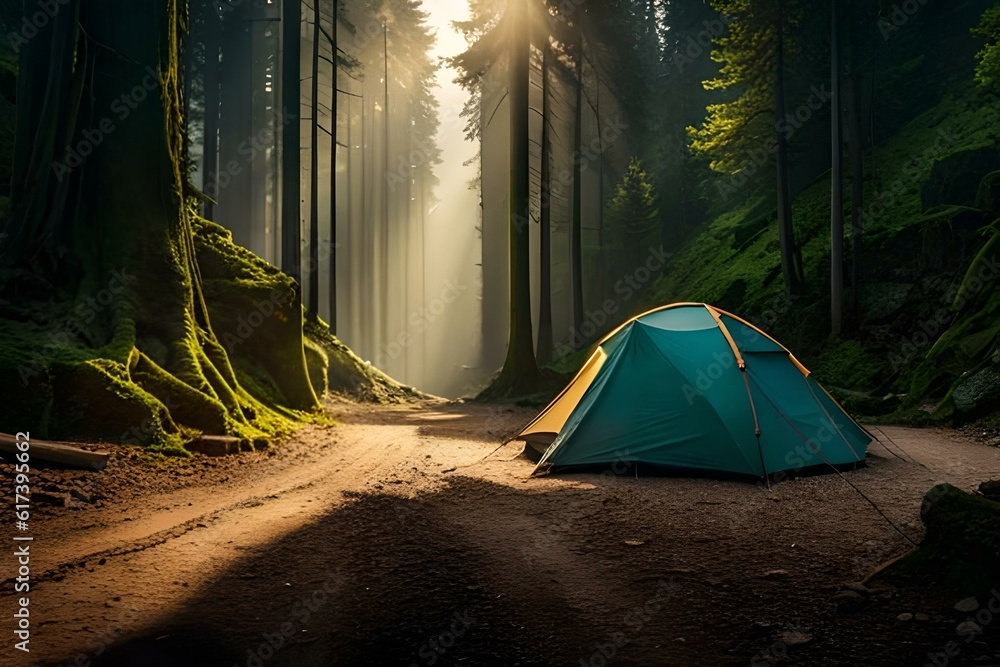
[645,89,1000,422]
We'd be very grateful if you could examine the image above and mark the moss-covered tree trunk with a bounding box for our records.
[0,0,319,452]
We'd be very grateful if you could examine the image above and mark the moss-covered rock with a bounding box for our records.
[977,170,1000,215]
[885,483,1000,593]
[921,148,1000,211]
[951,349,1000,417]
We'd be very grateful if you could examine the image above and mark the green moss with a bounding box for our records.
[0,215,326,453]
[51,359,188,455]
[884,483,1000,595]
[303,317,425,403]
[129,349,229,434]
[811,340,891,392]
[303,335,329,400]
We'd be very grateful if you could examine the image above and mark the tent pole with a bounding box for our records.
[741,370,769,491]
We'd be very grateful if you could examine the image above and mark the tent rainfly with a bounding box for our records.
[520,303,871,478]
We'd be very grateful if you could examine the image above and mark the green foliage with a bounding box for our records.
[607,157,660,272]
[690,1,781,174]
[973,3,1000,90]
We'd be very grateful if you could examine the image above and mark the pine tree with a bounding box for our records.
[688,0,807,295]
[607,157,660,276]
[973,3,1000,90]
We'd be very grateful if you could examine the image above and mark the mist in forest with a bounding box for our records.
[418,0,485,398]
[181,0,1000,406]
[187,0,485,397]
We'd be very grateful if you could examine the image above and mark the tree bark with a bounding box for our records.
[775,0,804,295]
[537,42,553,366]
[481,0,542,398]
[831,0,844,335]
[571,27,585,349]
[308,0,320,319]
[847,22,865,328]
[281,0,302,284]
[329,0,339,333]
[202,1,221,220]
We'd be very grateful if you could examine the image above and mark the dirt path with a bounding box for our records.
[4,401,1000,666]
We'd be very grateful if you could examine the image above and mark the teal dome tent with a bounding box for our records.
[519,303,871,478]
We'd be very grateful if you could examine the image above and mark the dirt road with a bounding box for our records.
[4,400,1000,666]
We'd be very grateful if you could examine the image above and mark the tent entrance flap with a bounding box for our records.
[519,347,608,442]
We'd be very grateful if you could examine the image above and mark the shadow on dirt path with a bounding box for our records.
[88,471,1000,667]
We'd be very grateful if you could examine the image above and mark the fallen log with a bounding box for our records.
[186,435,242,457]
[0,433,110,470]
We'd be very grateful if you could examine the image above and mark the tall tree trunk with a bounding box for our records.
[4,0,82,263]
[308,0,320,318]
[571,29,584,349]
[775,0,803,295]
[831,0,844,335]
[329,0,339,333]
[482,0,541,397]
[281,0,302,284]
[596,74,605,305]
[218,1,254,251]
[379,21,390,355]
[848,25,864,329]
[537,42,553,366]
[202,2,221,220]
